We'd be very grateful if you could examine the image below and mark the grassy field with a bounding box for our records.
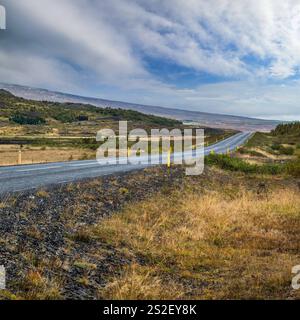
[0,145,95,166]
[96,180,300,300]
[238,126,300,163]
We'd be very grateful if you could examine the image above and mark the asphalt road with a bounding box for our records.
[0,132,253,194]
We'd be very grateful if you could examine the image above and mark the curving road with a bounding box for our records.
[0,132,253,194]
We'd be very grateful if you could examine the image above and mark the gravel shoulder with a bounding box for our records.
[0,166,186,299]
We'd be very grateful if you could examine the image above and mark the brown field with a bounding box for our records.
[0,145,95,166]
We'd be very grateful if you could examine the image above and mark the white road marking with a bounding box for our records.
[59,180,74,184]
[16,166,62,172]
[69,162,98,167]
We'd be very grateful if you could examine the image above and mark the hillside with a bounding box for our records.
[272,122,300,136]
[0,89,181,131]
[0,88,232,139]
[229,123,300,179]
[0,83,281,132]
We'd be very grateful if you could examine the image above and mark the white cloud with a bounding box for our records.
[174,80,300,119]
[1,0,300,118]
[131,0,300,79]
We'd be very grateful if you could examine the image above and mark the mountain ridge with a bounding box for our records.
[0,83,281,131]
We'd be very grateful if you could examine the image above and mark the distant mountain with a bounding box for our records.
[0,83,281,132]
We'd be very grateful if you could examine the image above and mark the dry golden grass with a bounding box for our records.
[93,185,300,300]
[17,270,62,300]
[36,190,49,198]
[2,250,64,300]
[0,145,95,166]
[101,264,185,300]
[25,226,44,241]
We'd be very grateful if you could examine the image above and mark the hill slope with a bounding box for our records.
[0,89,180,129]
[0,83,281,132]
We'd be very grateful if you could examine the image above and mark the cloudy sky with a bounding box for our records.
[1,0,300,120]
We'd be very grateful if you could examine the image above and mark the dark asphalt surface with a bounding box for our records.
[0,132,253,194]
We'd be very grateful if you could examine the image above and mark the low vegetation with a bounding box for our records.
[91,175,300,300]
[270,143,294,156]
[9,112,46,125]
[237,124,300,177]
[286,160,300,178]
[206,153,284,175]
[0,89,181,128]
[272,122,300,136]
[237,147,266,158]
[246,126,300,153]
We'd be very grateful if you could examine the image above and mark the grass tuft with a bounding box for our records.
[101,264,185,300]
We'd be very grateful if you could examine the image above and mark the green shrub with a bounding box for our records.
[238,148,266,157]
[205,154,283,175]
[278,146,294,155]
[272,122,300,136]
[270,144,294,155]
[285,160,300,177]
[53,112,76,123]
[76,115,89,121]
[271,143,281,151]
[9,112,46,125]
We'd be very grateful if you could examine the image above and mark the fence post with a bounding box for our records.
[167,148,171,168]
[18,150,22,165]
